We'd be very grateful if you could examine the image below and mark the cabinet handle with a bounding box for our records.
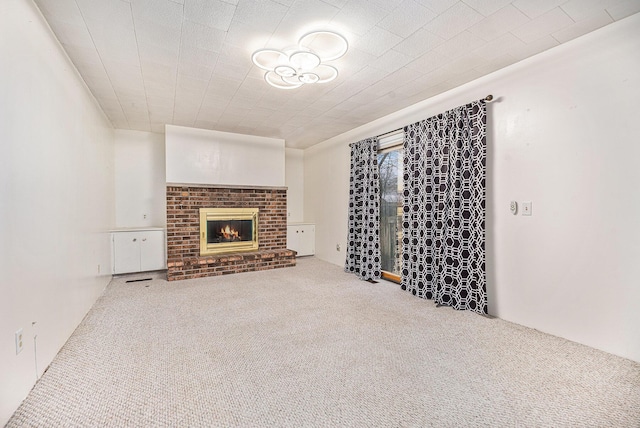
[133,238,137,242]
[296,230,299,233]
[143,238,147,242]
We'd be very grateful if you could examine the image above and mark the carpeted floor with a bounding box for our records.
[7,257,640,427]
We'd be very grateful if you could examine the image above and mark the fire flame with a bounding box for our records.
[221,225,240,241]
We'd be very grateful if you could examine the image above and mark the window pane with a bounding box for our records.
[378,148,403,276]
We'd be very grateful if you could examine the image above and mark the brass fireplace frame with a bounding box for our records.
[199,207,259,255]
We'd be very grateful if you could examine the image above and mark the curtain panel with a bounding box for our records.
[345,137,382,281]
[402,101,487,314]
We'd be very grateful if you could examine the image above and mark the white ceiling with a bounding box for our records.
[34,0,640,148]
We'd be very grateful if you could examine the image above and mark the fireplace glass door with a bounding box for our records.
[199,208,259,255]
[207,220,253,244]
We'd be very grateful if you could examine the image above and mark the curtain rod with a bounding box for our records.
[376,95,494,139]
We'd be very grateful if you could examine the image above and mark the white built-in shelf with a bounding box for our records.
[109,227,165,232]
[287,223,315,257]
[110,228,166,274]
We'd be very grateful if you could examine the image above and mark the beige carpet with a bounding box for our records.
[7,257,640,427]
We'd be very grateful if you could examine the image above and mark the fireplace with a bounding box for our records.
[167,185,294,281]
[199,207,259,255]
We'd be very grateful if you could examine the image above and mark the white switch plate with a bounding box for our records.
[15,329,23,355]
[522,201,532,216]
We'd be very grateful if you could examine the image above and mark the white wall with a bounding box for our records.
[166,125,285,187]
[0,0,115,424]
[305,14,640,363]
[285,148,304,223]
[114,130,166,228]
[116,128,298,251]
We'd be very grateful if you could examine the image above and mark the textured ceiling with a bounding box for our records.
[34,0,640,148]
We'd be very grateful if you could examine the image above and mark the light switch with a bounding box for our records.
[522,201,532,216]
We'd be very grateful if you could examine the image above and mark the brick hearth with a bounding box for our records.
[166,185,295,281]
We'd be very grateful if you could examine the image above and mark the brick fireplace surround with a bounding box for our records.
[166,184,295,281]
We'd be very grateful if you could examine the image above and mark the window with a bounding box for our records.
[377,131,403,282]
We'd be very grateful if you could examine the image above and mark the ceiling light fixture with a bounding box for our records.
[252,30,348,90]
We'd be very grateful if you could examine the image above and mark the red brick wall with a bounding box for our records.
[166,185,295,281]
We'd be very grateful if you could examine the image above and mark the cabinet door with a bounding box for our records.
[287,225,299,253]
[140,230,165,272]
[113,232,141,274]
[297,225,315,256]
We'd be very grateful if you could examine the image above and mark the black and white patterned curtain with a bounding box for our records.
[402,100,487,314]
[345,137,381,281]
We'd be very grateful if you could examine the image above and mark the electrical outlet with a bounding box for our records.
[522,201,532,216]
[143,214,147,219]
[336,243,341,251]
[15,329,23,355]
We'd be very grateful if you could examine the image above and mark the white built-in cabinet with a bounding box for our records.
[111,228,166,274]
[287,223,315,257]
